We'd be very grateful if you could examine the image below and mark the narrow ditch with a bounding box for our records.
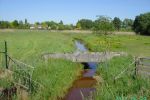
[63,40,97,100]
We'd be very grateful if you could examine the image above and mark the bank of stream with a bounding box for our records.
[63,41,98,100]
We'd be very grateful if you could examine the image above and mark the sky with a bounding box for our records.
[0,0,150,24]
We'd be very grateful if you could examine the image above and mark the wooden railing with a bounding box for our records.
[136,57,150,78]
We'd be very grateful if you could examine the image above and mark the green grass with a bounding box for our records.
[0,78,12,88]
[72,34,150,56]
[0,30,82,99]
[31,59,82,100]
[0,30,150,99]
[95,56,150,100]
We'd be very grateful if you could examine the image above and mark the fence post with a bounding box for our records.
[4,41,8,69]
[134,57,139,77]
[28,74,32,93]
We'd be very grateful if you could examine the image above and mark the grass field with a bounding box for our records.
[72,33,150,56]
[0,30,150,99]
[0,30,82,99]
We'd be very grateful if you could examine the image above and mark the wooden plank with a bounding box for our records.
[139,57,150,60]
[13,82,29,90]
[139,62,150,66]
[139,58,150,65]
[138,70,150,77]
[137,66,150,72]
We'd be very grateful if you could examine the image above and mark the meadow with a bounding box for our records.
[72,33,150,56]
[0,30,82,99]
[0,29,150,99]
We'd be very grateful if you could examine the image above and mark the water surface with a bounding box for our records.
[63,40,97,100]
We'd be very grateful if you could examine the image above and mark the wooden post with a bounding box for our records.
[28,74,32,93]
[135,57,137,76]
[4,41,8,69]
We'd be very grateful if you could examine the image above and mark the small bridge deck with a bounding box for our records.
[43,52,127,62]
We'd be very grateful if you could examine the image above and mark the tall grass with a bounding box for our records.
[0,30,82,99]
[31,59,82,100]
[95,56,150,100]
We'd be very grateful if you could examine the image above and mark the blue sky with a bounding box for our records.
[0,0,150,24]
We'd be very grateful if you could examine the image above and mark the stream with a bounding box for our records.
[63,41,97,100]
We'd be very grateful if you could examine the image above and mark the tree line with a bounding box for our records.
[0,12,150,35]
[0,19,30,29]
[0,19,74,30]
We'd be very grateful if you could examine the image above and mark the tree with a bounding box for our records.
[0,21,10,28]
[41,22,48,29]
[11,20,19,28]
[58,24,65,30]
[57,20,64,30]
[76,19,93,30]
[25,19,28,25]
[47,21,58,30]
[59,20,63,25]
[133,12,150,35]
[24,19,30,29]
[122,18,133,31]
[64,24,74,30]
[113,17,121,31]
[76,21,81,29]
[94,16,114,35]
[18,20,24,29]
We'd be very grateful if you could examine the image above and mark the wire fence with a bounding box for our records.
[114,60,136,81]
[0,41,44,99]
[7,55,43,93]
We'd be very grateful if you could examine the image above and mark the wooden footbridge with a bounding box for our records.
[43,52,127,62]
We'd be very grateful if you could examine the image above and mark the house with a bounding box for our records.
[30,24,35,29]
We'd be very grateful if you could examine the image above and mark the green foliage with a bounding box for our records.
[93,16,114,35]
[122,18,134,31]
[41,22,48,29]
[25,19,28,25]
[58,24,65,30]
[133,12,150,35]
[11,20,19,28]
[0,19,30,29]
[76,19,93,30]
[0,21,10,28]
[59,20,63,25]
[113,17,121,31]
[76,21,81,29]
[18,20,24,29]
[64,24,74,30]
